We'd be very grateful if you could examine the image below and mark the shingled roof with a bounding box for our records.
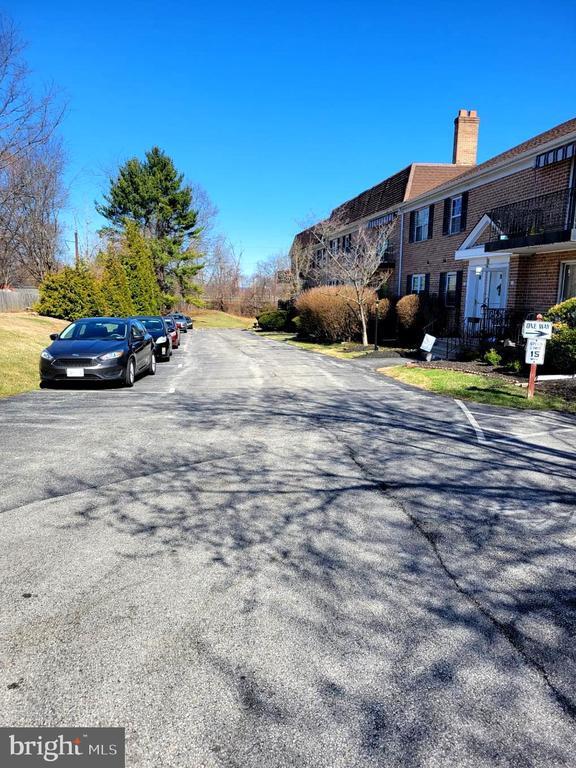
[413,116,576,200]
[294,162,469,242]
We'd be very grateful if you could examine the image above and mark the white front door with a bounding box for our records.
[485,267,507,309]
[465,259,510,318]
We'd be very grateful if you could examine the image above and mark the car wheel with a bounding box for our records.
[148,350,156,375]
[124,357,136,388]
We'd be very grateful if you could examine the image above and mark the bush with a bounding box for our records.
[257,309,289,331]
[395,293,434,341]
[546,327,576,373]
[484,348,502,367]
[295,286,376,343]
[37,264,105,321]
[545,297,576,329]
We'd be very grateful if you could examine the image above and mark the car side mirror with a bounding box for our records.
[49,333,59,340]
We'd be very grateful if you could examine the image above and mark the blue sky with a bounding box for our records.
[5,0,576,271]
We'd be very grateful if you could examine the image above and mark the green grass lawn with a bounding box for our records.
[190,309,255,329]
[0,313,68,397]
[381,365,576,413]
[255,331,371,360]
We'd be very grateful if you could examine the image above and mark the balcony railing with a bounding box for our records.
[485,187,576,251]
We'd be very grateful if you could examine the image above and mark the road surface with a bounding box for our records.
[1,329,576,767]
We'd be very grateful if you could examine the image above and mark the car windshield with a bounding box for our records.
[141,319,165,333]
[164,319,175,329]
[59,320,127,341]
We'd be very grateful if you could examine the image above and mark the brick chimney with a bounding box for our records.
[453,109,479,165]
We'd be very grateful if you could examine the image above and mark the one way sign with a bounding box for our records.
[522,319,553,339]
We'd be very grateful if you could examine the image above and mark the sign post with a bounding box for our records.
[522,314,550,399]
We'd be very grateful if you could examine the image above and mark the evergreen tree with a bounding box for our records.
[96,147,204,304]
[37,262,105,321]
[120,221,160,314]
[99,248,135,316]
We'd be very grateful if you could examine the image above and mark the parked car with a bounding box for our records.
[185,315,194,329]
[40,317,155,388]
[134,315,172,361]
[163,316,180,349]
[167,312,188,333]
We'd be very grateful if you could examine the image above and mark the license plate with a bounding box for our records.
[66,368,84,377]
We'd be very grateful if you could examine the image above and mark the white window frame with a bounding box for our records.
[449,195,462,234]
[414,207,429,242]
[558,260,576,302]
[411,274,426,294]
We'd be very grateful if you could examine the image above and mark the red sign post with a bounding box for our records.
[523,313,551,400]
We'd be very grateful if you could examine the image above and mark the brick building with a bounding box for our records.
[291,111,576,337]
[400,113,576,336]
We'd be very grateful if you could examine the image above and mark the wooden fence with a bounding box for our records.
[0,288,39,312]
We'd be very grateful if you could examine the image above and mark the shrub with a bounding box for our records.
[484,348,502,367]
[296,286,376,343]
[545,297,576,329]
[395,293,434,341]
[546,327,576,374]
[37,263,105,321]
[257,309,289,331]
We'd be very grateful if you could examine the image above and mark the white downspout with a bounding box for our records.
[397,212,404,296]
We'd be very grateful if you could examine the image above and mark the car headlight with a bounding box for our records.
[156,336,167,344]
[99,350,124,361]
[41,349,54,361]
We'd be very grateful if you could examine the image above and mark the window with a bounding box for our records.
[444,272,458,306]
[449,196,462,234]
[559,261,576,302]
[409,206,434,242]
[443,192,468,235]
[414,208,429,242]
[411,274,427,293]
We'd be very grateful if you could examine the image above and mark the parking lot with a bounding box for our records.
[1,329,576,767]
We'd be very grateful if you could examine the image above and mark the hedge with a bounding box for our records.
[295,286,378,343]
[257,309,289,331]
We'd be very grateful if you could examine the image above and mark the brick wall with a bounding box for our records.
[397,158,574,313]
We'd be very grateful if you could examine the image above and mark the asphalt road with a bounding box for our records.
[1,329,576,767]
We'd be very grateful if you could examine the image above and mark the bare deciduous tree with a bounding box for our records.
[200,236,242,311]
[0,16,64,286]
[0,141,65,285]
[308,214,397,346]
[0,17,63,172]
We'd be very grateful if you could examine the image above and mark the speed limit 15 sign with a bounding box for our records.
[525,338,546,365]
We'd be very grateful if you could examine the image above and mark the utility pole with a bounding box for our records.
[74,231,80,266]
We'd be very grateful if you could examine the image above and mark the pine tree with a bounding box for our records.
[96,147,204,303]
[99,248,135,316]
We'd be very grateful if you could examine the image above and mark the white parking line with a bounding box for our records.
[454,399,487,444]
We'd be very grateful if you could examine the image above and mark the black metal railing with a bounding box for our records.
[486,187,576,251]
[438,306,535,360]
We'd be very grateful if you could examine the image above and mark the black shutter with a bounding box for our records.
[408,211,416,243]
[455,270,463,308]
[406,274,413,295]
[439,272,447,304]
[427,205,434,239]
[460,192,469,232]
[442,199,451,235]
[424,273,431,294]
